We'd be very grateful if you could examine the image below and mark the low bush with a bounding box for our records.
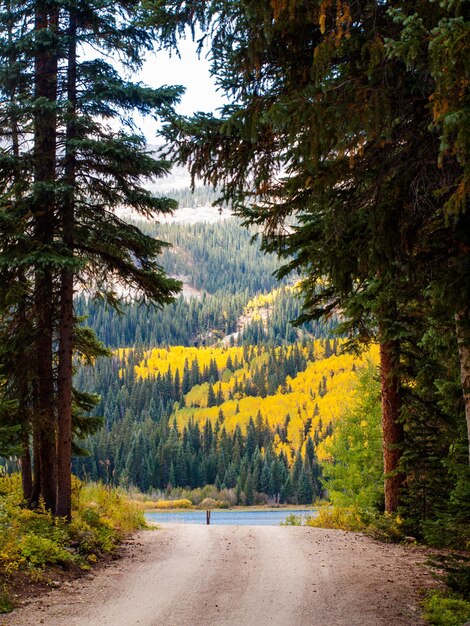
[19,534,75,570]
[306,504,407,542]
[423,590,470,626]
[197,497,218,509]
[281,514,304,526]
[153,499,193,510]
[305,505,366,533]
[197,497,231,509]
[0,474,145,613]
[0,588,13,614]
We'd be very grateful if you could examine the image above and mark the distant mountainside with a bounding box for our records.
[73,207,342,502]
[118,174,232,224]
[76,218,336,348]
[118,203,231,225]
[148,163,205,192]
[74,338,374,502]
[145,148,204,192]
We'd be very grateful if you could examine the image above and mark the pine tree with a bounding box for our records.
[0,0,183,516]
[224,463,237,489]
[246,417,257,459]
[168,462,176,489]
[153,0,468,513]
[280,475,294,504]
[245,470,254,506]
[291,451,303,497]
[305,437,315,468]
[297,468,313,505]
[260,462,270,495]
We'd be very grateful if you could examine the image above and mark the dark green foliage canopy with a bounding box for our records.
[149,0,469,536]
[0,0,183,510]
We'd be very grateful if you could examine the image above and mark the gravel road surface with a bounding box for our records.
[3,524,433,626]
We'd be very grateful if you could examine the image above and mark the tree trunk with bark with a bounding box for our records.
[20,437,33,503]
[33,1,59,513]
[455,308,470,464]
[6,0,33,504]
[30,421,41,508]
[379,335,405,513]
[56,6,77,520]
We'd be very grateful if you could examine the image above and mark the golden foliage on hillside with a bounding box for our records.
[177,350,378,462]
[130,341,379,464]
[134,345,246,380]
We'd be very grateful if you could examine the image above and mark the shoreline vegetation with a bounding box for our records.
[143,504,318,513]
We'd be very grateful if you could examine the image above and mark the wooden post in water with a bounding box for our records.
[206,509,211,525]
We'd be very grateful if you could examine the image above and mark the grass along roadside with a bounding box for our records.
[0,474,145,613]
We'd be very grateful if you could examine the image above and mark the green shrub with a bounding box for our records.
[19,534,76,570]
[0,588,13,614]
[77,482,145,538]
[366,512,407,543]
[423,591,470,626]
[197,497,218,509]
[281,514,304,526]
[428,554,470,601]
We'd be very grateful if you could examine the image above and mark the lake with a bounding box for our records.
[145,508,316,526]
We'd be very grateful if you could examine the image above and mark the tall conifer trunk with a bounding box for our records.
[18,319,33,501]
[455,308,470,463]
[33,2,59,513]
[18,294,33,502]
[379,331,404,513]
[20,436,33,502]
[7,0,33,501]
[30,418,41,508]
[57,5,77,521]
[18,296,33,502]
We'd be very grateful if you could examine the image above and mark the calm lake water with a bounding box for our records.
[145,509,316,526]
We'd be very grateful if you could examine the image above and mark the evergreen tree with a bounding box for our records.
[153,0,469,514]
[260,462,271,495]
[0,0,182,517]
[297,468,313,505]
[305,437,315,468]
[291,451,303,495]
[246,417,257,460]
[206,384,217,408]
[224,463,237,489]
[245,470,254,506]
[280,475,294,504]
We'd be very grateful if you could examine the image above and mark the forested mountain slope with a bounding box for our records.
[76,217,335,348]
[71,213,342,502]
[74,338,375,502]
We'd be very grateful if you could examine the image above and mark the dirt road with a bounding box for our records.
[4,524,433,626]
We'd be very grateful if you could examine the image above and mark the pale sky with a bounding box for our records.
[134,35,226,143]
